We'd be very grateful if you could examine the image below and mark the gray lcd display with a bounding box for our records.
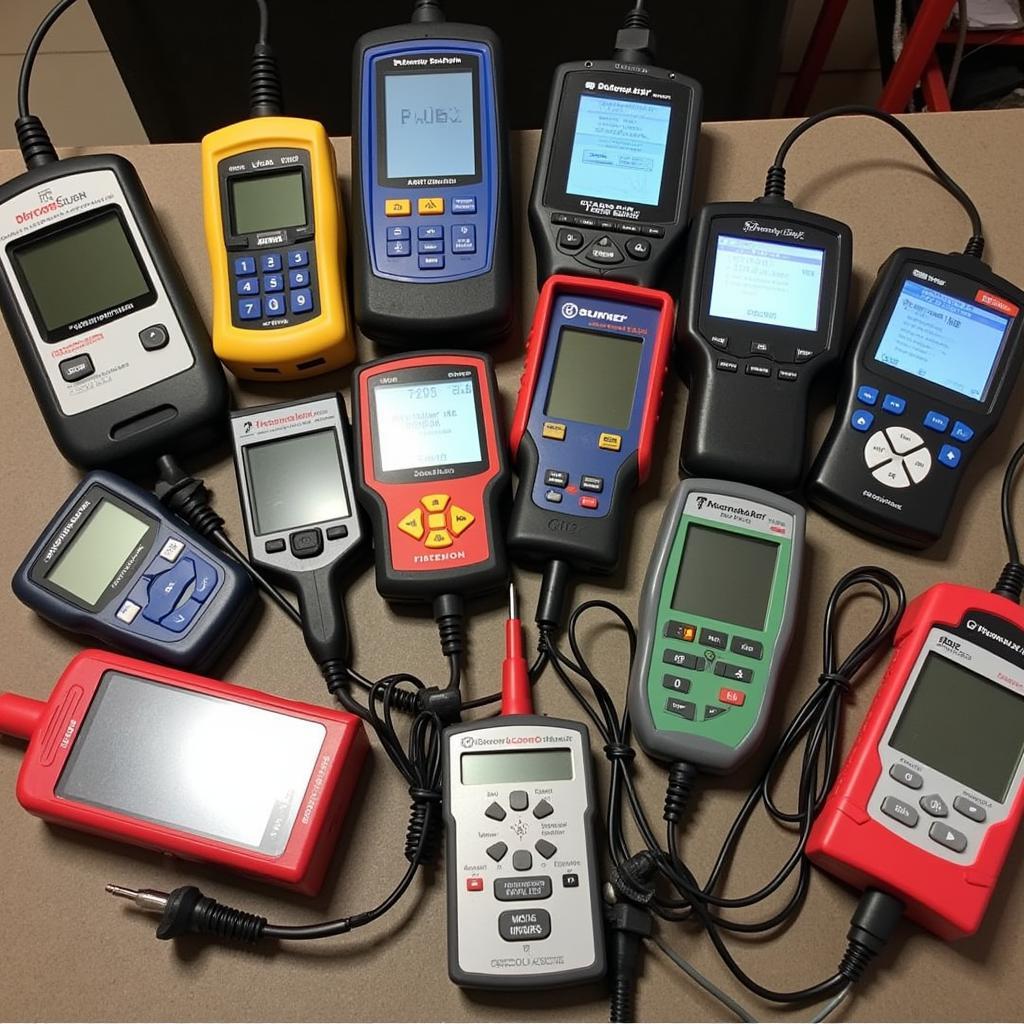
[230,170,307,235]
[890,653,1024,802]
[56,672,326,854]
[544,327,643,429]
[244,428,350,535]
[12,210,151,333]
[46,500,149,605]
[671,524,779,632]
[461,749,574,785]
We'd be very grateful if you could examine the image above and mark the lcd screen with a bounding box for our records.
[56,672,326,854]
[671,524,779,632]
[384,71,476,179]
[873,280,1010,402]
[890,653,1024,802]
[12,210,151,334]
[229,170,307,236]
[244,429,350,536]
[460,748,574,785]
[373,379,482,472]
[46,500,150,605]
[544,327,643,429]
[708,235,825,333]
[565,95,671,207]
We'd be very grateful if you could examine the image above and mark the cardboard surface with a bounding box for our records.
[0,111,1022,1022]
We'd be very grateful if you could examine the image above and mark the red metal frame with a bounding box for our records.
[10,650,368,895]
[807,585,1024,940]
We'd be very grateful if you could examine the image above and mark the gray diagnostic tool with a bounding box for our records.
[629,478,805,771]
[443,717,605,989]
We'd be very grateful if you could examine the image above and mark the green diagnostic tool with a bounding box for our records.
[628,478,805,771]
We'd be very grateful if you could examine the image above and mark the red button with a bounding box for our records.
[719,688,745,706]
[466,877,484,891]
[579,495,599,509]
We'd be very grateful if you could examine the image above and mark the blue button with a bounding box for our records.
[452,223,476,254]
[856,385,879,406]
[938,444,962,468]
[143,558,197,622]
[951,421,975,442]
[882,394,907,415]
[289,268,311,288]
[190,557,219,603]
[386,239,411,257]
[418,239,443,254]
[923,410,950,433]
[234,256,256,276]
[419,254,445,270]
[417,225,443,240]
[452,197,477,214]
[287,248,309,267]
[850,409,875,432]
[236,276,259,296]
[265,294,286,316]
[290,288,314,314]
[238,298,262,320]
[386,226,410,241]
[162,598,203,634]
[260,253,283,272]
[263,273,284,293]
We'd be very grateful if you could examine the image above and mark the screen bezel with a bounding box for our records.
[865,263,1016,410]
[28,483,158,613]
[374,53,483,188]
[8,204,157,344]
[228,168,309,238]
[542,70,690,223]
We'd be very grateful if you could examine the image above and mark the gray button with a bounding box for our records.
[731,637,763,660]
[714,661,753,684]
[326,525,348,540]
[509,791,529,812]
[585,236,624,264]
[545,489,563,504]
[666,697,696,720]
[486,842,508,862]
[881,795,919,828]
[498,908,551,941]
[662,674,691,694]
[889,765,923,789]
[59,354,94,382]
[704,705,729,719]
[535,839,557,859]
[953,796,986,823]
[533,799,553,819]
[485,801,506,822]
[625,237,651,260]
[919,794,948,817]
[264,538,286,554]
[289,528,323,559]
[494,876,552,901]
[139,324,169,350]
[929,822,968,853]
[663,650,706,671]
[699,627,727,650]
[512,849,533,871]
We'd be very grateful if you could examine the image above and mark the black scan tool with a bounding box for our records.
[230,394,366,664]
[351,0,512,348]
[0,0,226,469]
[808,248,1024,548]
[528,2,702,290]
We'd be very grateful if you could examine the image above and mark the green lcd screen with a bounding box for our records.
[46,500,150,604]
[230,170,307,235]
[890,653,1024,802]
[12,210,151,334]
[460,749,574,785]
[544,327,643,430]
[671,524,779,632]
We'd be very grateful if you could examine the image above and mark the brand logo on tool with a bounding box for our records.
[695,496,766,520]
[547,518,579,534]
[43,499,93,562]
[461,734,548,748]
[966,619,1024,655]
[413,550,466,563]
[742,221,805,241]
[912,268,947,287]
[16,187,88,223]
[938,635,962,654]
[561,301,628,323]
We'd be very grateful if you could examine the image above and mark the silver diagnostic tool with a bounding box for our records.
[443,717,604,989]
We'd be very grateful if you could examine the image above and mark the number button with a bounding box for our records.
[265,295,285,316]
[260,253,283,272]
[238,298,262,320]
[262,273,284,293]
[236,276,259,295]
[233,256,256,276]
[289,288,313,315]
[288,268,311,288]
[288,248,310,267]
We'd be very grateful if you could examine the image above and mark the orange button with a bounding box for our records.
[682,625,697,642]
[422,493,450,512]
[425,529,453,549]
[449,505,475,536]
[418,197,444,215]
[427,512,447,530]
[719,688,746,707]
[397,508,424,540]
[385,198,411,216]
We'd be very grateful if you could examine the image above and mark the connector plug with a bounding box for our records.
[106,883,266,943]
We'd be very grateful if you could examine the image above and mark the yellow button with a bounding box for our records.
[398,508,424,540]
[449,505,475,536]
[542,422,567,441]
[598,432,622,451]
[385,198,411,216]
[418,197,444,215]
[428,512,447,530]
[422,493,450,512]
[425,529,453,548]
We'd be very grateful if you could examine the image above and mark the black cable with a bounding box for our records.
[17,0,79,119]
[255,0,270,46]
[249,0,282,117]
[993,437,1024,603]
[763,105,984,257]
[614,0,656,65]
[411,0,445,24]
